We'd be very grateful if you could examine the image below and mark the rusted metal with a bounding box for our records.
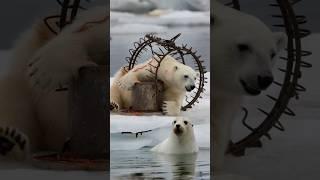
[225,0,312,156]
[125,33,207,111]
[44,0,90,34]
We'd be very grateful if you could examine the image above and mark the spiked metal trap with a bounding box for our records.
[222,0,312,156]
[123,33,208,112]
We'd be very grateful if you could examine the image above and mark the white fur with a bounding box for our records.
[110,55,198,116]
[0,6,107,159]
[151,117,198,154]
[212,0,287,171]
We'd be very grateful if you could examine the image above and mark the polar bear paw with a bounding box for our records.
[162,101,181,116]
[110,101,120,112]
[0,126,29,159]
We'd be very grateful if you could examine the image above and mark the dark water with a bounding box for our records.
[110,26,210,75]
[110,148,210,179]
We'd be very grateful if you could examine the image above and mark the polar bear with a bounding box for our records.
[110,55,199,116]
[151,117,198,154]
[212,0,287,172]
[0,7,107,159]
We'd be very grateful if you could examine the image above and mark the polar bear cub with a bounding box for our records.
[110,55,199,115]
[151,117,198,154]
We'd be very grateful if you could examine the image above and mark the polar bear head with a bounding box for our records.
[172,117,194,137]
[159,55,199,92]
[212,3,287,96]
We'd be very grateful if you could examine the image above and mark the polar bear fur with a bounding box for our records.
[0,7,107,159]
[212,0,287,171]
[110,55,198,116]
[151,117,198,154]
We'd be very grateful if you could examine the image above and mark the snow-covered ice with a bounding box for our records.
[110,10,210,34]
[110,0,210,12]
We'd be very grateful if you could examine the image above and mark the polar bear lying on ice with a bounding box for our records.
[110,55,199,116]
[0,7,107,160]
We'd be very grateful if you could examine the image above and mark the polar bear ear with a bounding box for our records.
[273,32,287,51]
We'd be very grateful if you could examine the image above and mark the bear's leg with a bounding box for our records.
[0,76,41,160]
[110,88,122,112]
[0,126,30,160]
[213,97,242,172]
[162,101,181,116]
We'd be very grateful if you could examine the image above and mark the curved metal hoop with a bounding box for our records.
[126,33,208,111]
[227,0,312,156]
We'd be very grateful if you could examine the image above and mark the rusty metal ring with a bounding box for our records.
[126,33,207,111]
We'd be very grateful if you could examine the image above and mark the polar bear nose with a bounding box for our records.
[190,85,196,90]
[176,124,181,129]
[258,75,274,89]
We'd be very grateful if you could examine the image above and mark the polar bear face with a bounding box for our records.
[172,117,194,136]
[234,32,287,96]
[212,4,287,96]
[171,64,199,92]
[159,55,199,92]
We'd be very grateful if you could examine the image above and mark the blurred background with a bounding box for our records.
[0,0,105,49]
[0,0,319,49]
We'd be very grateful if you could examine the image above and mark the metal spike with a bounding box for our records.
[301,61,312,68]
[257,108,269,116]
[266,95,277,101]
[284,107,296,116]
[273,121,285,131]
[263,133,272,140]
[295,83,306,92]
[273,81,283,87]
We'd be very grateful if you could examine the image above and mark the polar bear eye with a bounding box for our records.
[237,44,250,52]
[184,75,189,79]
[184,121,188,125]
[271,52,276,59]
[173,120,176,124]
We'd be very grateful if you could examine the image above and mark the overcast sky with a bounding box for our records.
[0,0,318,49]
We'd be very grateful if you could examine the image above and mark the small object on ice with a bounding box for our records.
[121,129,153,138]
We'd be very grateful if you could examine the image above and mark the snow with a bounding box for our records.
[110,0,210,12]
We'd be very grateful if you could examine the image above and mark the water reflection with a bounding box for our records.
[111,148,209,179]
